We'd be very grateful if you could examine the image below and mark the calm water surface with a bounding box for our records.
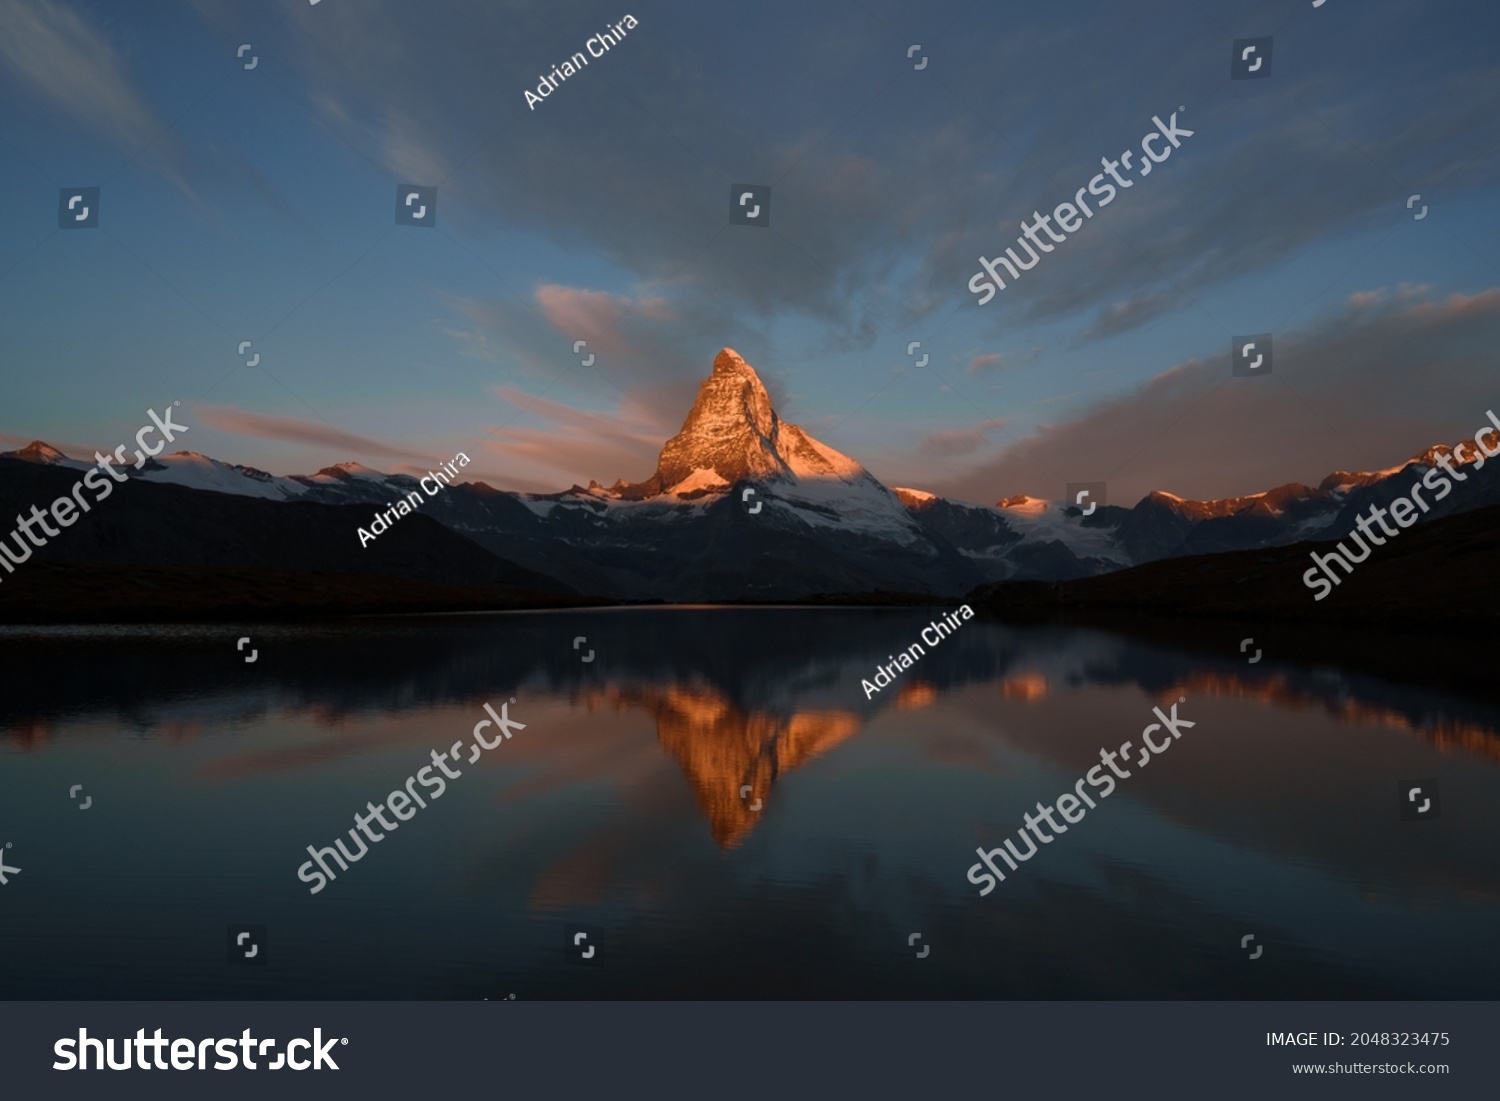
[1,608,1497,999]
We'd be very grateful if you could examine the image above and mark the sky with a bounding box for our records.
[2,0,1499,506]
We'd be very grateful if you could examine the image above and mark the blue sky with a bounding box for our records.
[2,0,1499,504]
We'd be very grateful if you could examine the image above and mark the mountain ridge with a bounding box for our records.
[5,348,1496,602]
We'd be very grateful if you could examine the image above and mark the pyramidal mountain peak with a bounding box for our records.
[14,440,69,464]
[613,348,867,500]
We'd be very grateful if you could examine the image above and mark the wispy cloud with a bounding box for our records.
[0,0,190,193]
[1075,291,1185,343]
[444,282,743,408]
[484,386,665,489]
[197,406,437,464]
[918,419,1010,459]
[969,347,1044,374]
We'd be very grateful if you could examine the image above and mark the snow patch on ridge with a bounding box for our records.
[667,467,730,496]
[306,462,388,483]
[999,497,1129,565]
[892,486,937,507]
[136,452,307,500]
[995,495,1049,516]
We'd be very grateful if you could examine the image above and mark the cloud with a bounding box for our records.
[931,285,1500,505]
[939,11,1500,340]
[0,0,189,192]
[0,431,89,456]
[1075,291,1185,343]
[484,385,665,488]
[969,347,1044,374]
[229,3,1062,341]
[431,275,828,490]
[918,419,1010,459]
[152,0,1499,353]
[535,284,677,361]
[197,406,437,464]
[444,281,766,419]
[437,279,797,491]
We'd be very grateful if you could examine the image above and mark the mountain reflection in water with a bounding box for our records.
[1,608,1498,999]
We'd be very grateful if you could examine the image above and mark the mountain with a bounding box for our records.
[596,681,861,848]
[897,445,1500,583]
[395,348,977,600]
[5,349,1498,609]
[2,441,94,471]
[140,451,310,500]
[547,348,965,597]
[0,457,577,622]
[968,500,1500,632]
[614,348,874,497]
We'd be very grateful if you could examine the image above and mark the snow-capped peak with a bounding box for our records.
[1,440,94,470]
[578,348,926,543]
[615,348,866,499]
[306,461,389,483]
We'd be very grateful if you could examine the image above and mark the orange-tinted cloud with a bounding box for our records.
[198,405,436,464]
[918,419,1009,458]
[484,386,666,487]
[535,285,676,362]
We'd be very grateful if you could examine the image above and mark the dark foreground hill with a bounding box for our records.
[0,458,582,622]
[969,501,1500,632]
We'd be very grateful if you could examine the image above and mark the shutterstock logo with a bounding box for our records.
[967,701,1199,895]
[54,1028,344,1071]
[59,187,100,228]
[969,110,1195,304]
[1066,481,1107,516]
[731,184,771,226]
[1231,37,1274,80]
[296,700,525,893]
[1232,334,1273,376]
[0,406,188,586]
[1302,408,1500,600]
[396,185,436,226]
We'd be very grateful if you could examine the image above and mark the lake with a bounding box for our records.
[2,607,1497,999]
